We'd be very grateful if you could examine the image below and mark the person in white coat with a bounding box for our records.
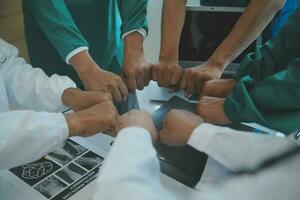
[93,110,300,200]
[0,39,119,170]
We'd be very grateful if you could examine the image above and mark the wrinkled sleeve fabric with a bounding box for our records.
[188,123,297,172]
[0,111,68,170]
[23,0,89,63]
[117,0,149,38]
[224,10,300,134]
[234,10,300,81]
[0,39,76,112]
[93,127,173,200]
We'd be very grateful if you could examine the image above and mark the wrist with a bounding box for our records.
[124,32,144,56]
[65,112,81,137]
[70,50,100,78]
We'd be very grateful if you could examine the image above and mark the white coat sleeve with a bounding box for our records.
[188,123,298,171]
[93,127,173,200]
[0,111,68,170]
[0,39,76,112]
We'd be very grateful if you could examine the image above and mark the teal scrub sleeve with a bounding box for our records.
[117,0,149,36]
[224,58,300,134]
[23,0,89,63]
[235,10,300,81]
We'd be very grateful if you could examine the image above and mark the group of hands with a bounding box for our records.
[61,62,238,147]
[62,33,239,145]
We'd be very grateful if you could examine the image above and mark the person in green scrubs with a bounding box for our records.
[196,8,300,134]
[22,0,151,114]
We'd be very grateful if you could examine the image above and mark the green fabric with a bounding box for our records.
[22,0,148,87]
[224,10,300,134]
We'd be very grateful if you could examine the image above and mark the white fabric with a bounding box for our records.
[65,46,89,64]
[122,28,147,40]
[93,124,300,200]
[94,127,174,200]
[0,39,75,170]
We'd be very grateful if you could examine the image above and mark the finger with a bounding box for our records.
[110,86,122,103]
[186,78,196,94]
[126,76,137,92]
[117,79,128,99]
[151,65,158,81]
[136,72,145,90]
[180,71,188,90]
[171,69,182,86]
[144,67,151,87]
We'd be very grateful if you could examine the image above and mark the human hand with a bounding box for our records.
[160,110,204,147]
[202,79,237,98]
[180,63,223,96]
[123,32,152,91]
[62,88,112,111]
[152,59,182,88]
[70,50,128,103]
[197,96,231,124]
[115,110,158,143]
[65,101,118,137]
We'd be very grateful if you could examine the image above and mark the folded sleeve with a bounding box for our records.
[187,123,297,172]
[0,111,68,170]
[224,58,300,134]
[93,127,172,200]
[117,0,149,37]
[23,0,89,62]
[235,9,300,81]
[0,40,76,112]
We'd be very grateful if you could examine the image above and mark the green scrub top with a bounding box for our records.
[224,9,300,134]
[22,0,148,87]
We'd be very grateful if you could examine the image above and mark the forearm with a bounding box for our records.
[208,0,286,70]
[160,0,187,61]
[69,50,100,82]
[0,111,68,170]
[188,123,297,171]
[94,127,171,200]
[225,60,300,134]
[1,41,76,112]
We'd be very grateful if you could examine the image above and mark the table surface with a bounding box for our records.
[0,82,229,200]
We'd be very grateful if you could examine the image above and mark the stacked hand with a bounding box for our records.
[123,32,152,91]
[152,59,182,88]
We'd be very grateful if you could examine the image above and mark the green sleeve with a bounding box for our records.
[117,0,149,36]
[224,58,300,134]
[23,0,89,62]
[235,10,300,81]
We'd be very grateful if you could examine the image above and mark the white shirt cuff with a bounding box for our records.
[187,123,223,152]
[65,46,89,64]
[122,29,147,41]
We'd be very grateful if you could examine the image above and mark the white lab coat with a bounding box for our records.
[94,125,300,200]
[0,39,76,170]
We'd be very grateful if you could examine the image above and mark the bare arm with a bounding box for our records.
[207,0,286,70]
[159,0,187,61]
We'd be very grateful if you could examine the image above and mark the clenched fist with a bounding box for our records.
[62,88,112,111]
[115,110,158,143]
[65,101,118,137]
[180,63,223,95]
[202,79,237,98]
[197,96,231,124]
[160,110,204,147]
[152,59,182,88]
[123,32,152,91]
